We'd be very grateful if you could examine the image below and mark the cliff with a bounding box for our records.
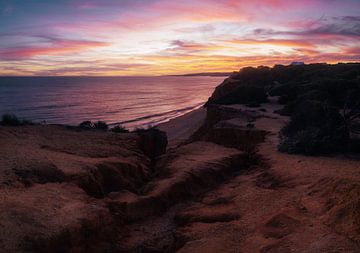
[1,63,360,252]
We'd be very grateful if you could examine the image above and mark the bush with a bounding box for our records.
[316,79,359,107]
[111,125,129,133]
[278,100,348,155]
[215,85,268,105]
[93,121,108,130]
[78,120,108,130]
[79,121,93,129]
[233,66,272,86]
[278,93,296,105]
[246,102,261,108]
[279,127,343,155]
[2,114,21,126]
[276,90,328,116]
[1,114,32,126]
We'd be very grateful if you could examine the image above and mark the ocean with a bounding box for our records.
[0,76,225,129]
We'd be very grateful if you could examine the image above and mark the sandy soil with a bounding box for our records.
[171,101,360,252]
[0,125,153,252]
[1,98,360,252]
[158,107,206,148]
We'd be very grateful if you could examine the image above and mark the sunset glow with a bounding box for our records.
[1,0,359,76]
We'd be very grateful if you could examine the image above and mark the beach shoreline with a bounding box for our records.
[0,76,223,128]
[156,106,206,147]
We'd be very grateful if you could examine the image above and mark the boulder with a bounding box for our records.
[137,128,168,159]
[190,104,266,150]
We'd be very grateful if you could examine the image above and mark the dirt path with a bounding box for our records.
[3,102,359,252]
[174,103,360,252]
[117,101,360,252]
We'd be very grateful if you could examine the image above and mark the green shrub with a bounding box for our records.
[78,120,109,130]
[93,121,108,130]
[2,114,21,126]
[111,125,129,133]
[278,100,348,155]
[316,79,359,107]
[279,127,345,155]
[246,102,261,108]
[215,85,268,105]
[278,93,297,105]
[1,114,32,126]
[233,66,272,86]
[79,121,93,129]
[276,90,328,116]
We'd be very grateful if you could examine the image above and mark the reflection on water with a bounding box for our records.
[0,76,224,129]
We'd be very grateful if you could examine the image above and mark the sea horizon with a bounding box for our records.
[0,72,231,78]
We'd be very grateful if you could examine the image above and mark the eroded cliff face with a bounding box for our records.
[0,102,266,253]
[190,104,268,150]
[172,102,360,253]
[0,125,167,252]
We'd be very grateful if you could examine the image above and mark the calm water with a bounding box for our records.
[0,76,224,129]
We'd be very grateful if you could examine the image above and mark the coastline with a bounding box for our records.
[0,75,223,128]
[2,63,360,252]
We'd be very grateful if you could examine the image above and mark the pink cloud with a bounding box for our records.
[0,39,110,60]
[226,39,315,48]
[1,0,359,75]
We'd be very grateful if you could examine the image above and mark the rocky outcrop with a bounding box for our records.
[1,123,256,252]
[108,141,249,222]
[209,77,240,102]
[13,161,66,186]
[0,125,160,252]
[191,104,268,150]
[136,128,168,159]
[209,85,268,105]
[71,159,151,198]
[207,70,268,106]
[108,141,255,252]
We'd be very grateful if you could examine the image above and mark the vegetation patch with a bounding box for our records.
[210,63,360,155]
[278,100,349,155]
[1,114,33,126]
[215,85,268,105]
[78,120,109,130]
[110,125,129,133]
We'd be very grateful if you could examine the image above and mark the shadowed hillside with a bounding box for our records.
[207,63,360,155]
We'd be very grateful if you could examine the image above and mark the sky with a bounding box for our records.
[0,0,359,76]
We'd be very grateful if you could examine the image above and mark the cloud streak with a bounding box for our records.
[0,0,359,75]
[0,39,110,60]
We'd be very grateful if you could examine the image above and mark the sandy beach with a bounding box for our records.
[157,107,206,147]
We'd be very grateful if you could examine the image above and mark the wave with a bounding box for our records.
[110,102,204,128]
[0,76,223,128]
